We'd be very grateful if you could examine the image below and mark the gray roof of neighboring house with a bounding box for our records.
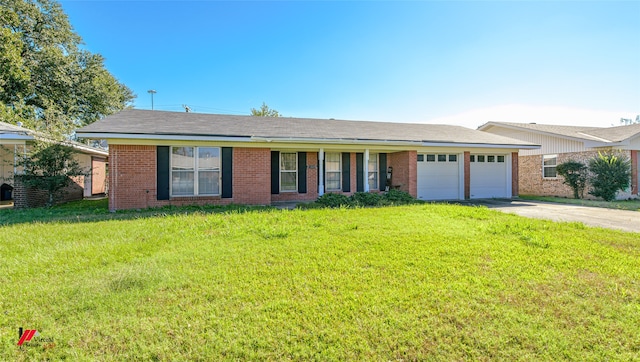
[0,121,108,156]
[77,109,538,147]
[0,121,32,134]
[480,121,640,143]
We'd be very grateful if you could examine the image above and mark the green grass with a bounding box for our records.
[519,194,640,211]
[1,203,639,360]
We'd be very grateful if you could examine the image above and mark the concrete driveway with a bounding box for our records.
[475,199,640,233]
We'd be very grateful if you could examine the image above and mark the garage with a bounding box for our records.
[469,154,510,198]
[417,153,462,200]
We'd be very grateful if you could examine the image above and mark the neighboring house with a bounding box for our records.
[76,109,538,211]
[0,121,108,206]
[479,122,640,199]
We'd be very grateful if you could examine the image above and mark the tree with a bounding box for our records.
[0,0,135,137]
[588,152,631,202]
[556,160,588,199]
[15,142,86,207]
[250,102,281,117]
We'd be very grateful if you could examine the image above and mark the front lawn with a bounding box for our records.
[1,203,639,360]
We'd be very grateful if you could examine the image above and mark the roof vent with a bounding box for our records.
[529,122,536,124]
[16,121,23,127]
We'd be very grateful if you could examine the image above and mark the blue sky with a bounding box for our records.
[60,1,639,128]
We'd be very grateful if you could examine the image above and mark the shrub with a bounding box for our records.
[383,189,416,204]
[350,192,382,207]
[588,152,631,202]
[556,160,588,199]
[316,193,351,208]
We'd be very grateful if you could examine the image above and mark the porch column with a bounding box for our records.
[464,151,470,199]
[364,149,370,192]
[13,144,18,176]
[318,148,324,196]
[632,150,638,195]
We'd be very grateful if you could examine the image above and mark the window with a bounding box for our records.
[280,152,297,192]
[171,146,220,196]
[449,154,457,162]
[477,155,485,162]
[325,153,341,191]
[543,155,557,178]
[368,154,378,190]
[470,155,475,162]
[438,154,447,162]
[488,155,495,162]
[417,154,425,162]
[426,154,436,162]
[497,155,505,163]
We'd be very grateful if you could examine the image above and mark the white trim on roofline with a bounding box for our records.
[76,132,253,143]
[0,133,33,141]
[76,132,538,149]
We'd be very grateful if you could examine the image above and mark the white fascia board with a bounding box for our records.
[421,141,540,149]
[76,132,540,150]
[251,136,422,146]
[0,133,33,141]
[253,137,539,149]
[76,133,253,143]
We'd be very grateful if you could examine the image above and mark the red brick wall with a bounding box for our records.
[519,150,634,199]
[233,148,271,205]
[388,151,417,197]
[511,152,519,197]
[13,175,84,209]
[271,152,319,202]
[108,145,275,211]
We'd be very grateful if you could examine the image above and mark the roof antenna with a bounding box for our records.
[182,104,191,113]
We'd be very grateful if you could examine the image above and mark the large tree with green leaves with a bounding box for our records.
[0,0,134,137]
[250,102,281,117]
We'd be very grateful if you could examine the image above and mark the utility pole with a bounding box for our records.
[147,89,157,110]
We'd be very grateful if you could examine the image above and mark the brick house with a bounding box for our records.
[0,121,108,207]
[479,122,640,199]
[76,110,538,211]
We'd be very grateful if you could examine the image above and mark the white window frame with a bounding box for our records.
[280,152,298,192]
[325,152,342,191]
[543,154,558,178]
[170,146,221,197]
[368,153,378,190]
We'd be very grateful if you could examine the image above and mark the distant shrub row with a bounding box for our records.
[301,189,419,209]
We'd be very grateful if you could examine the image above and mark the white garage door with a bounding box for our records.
[417,153,461,200]
[470,154,510,198]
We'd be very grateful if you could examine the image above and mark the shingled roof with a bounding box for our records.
[77,109,538,148]
[0,121,108,156]
[479,121,640,143]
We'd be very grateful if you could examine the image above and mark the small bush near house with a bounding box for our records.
[556,160,588,199]
[588,152,631,202]
[383,189,416,204]
[316,193,351,208]
[350,191,383,206]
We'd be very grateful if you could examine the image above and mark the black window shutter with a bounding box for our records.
[222,147,233,198]
[342,153,350,192]
[271,151,280,194]
[297,152,307,194]
[156,146,170,200]
[356,153,364,192]
[379,153,387,191]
